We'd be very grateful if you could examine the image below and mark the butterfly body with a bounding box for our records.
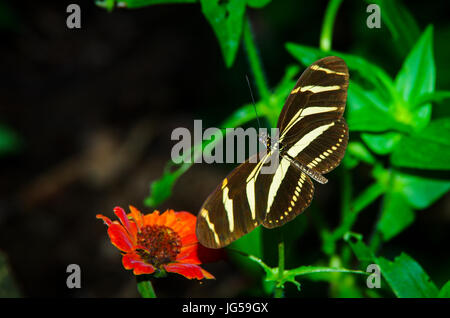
[197,56,349,249]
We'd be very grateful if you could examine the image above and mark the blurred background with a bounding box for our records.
[0,0,449,297]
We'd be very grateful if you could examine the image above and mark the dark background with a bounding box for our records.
[0,0,449,297]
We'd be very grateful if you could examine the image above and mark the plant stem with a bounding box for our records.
[137,278,157,298]
[274,240,285,298]
[320,0,343,52]
[243,17,271,102]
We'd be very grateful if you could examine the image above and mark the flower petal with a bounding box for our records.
[143,210,161,226]
[181,233,198,247]
[177,243,202,264]
[96,214,113,226]
[170,211,196,232]
[122,252,155,275]
[164,263,214,280]
[107,224,134,252]
[114,207,133,235]
[129,205,144,231]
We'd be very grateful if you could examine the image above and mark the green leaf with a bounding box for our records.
[395,25,435,109]
[438,281,450,298]
[375,167,450,240]
[345,234,440,298]
[343,232,375,263]
[347,141,376,165]
[377,253,439,298]
[413,90,450,108]
[200,0,247,68]
[347,83,398,133]
[361,132,403,155]
[393,171,450,210]
[391,118,450,170]
[378,191,415,241]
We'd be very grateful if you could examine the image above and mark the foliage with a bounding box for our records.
[345,233,442,298]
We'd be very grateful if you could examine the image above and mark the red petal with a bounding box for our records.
[143,210,160,226]
[96,214,113,226]
[164,263,214,280]
[114,206,137,243]
[107,223,134,252]
[122,252,155,275]
[170,212,197,235]
[181,233,198,246]
[129,205,144,231]
[177,243,201,264]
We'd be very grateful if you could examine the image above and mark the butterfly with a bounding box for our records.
[196,56,349,249]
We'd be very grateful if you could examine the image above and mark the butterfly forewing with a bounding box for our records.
[278,56,349,175]
[277,56,348,138]
[196,152,270,249]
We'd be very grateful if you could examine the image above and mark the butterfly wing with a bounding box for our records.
[278,56,349,175]
[261,157,315,228]
[196,152,272,248]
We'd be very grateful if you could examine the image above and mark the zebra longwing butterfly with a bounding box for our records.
[196,56,349,249]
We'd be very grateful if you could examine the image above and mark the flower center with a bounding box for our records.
[136,225,182,268]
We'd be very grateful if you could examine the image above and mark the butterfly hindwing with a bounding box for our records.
[261,158,314,228]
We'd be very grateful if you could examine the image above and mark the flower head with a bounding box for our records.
[97,206,215,280]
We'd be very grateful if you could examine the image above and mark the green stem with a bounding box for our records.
[320,0,344,52]
[274,240,285,298]
[137,278,157,298]
[243,17,271,102]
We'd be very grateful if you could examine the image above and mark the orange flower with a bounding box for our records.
[97,206,214,280]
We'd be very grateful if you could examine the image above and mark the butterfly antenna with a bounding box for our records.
[245,74,262,129]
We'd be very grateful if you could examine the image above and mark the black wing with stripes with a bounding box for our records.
[278,56,349,175]
[196,152,269,249]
